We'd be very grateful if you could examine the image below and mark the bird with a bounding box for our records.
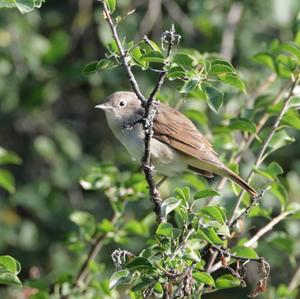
[96,91,258,197]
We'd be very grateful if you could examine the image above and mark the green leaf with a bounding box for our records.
[0,271,22,287]
[210,59,235,74]
[205,85,224,113]
[0,169,15,193]
[98,218,115,233]
[216,274,240,289]
[132,278,156,292]
[180,78,199,94]
[266,129,295,157]
[218,73,246,93]
[194,190,221,199]
[131,47,148,68]
[0,0,43,13]
[0,255,22,287]
[109,270,130,289]
[0,148,22,165]
[199,206,226,224]
[248,206,272,219]
[104,0,116,13]
[193,271,215,286]
[228,117,256,133]
[198,227,224,245]
[232,246,258,259]
[97,59,118,71]
[282,111,300,130]
[175,187,190,202]
[156,222,173,237]
[140,51,164,63]
[254,161,283,180]
[161,197,181,217]
[167,66,186,80]
[252,52,275,70]
[0,256,21,274]
[270,182,288,209]
[125,257,153,271]
[82,61,98,75]
[277,42,300,62]
[173,53,195,68]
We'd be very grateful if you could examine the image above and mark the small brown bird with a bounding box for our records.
[96,91,258,197]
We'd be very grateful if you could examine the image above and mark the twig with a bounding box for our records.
[211,245,262,262]
[243,210,293,248]
[142,25,178,222]
[229,74,300,226]
[102,2,146,105]
[209,210,293,274]
[74,216,118,286]
[288,266,300,293]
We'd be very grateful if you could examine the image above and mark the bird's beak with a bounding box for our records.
[95,103,112,110]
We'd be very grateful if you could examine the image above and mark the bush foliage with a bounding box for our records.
[1,0,300,298]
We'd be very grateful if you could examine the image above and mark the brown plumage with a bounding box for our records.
[153,102,258,198]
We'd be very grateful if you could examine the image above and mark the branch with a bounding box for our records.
[141,25,178,223]
[74,216,118,286]
[288,266,300,293]
[102,2,146,105]
[209,210,292,274]
[243,210,293,248]
[102,2,178,223]
[229,74,300,226]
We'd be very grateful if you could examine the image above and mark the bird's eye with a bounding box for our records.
[119,100,126,107]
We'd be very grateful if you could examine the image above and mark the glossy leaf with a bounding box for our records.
[173,52,195,68]
[140,51,164,63]
[125,257,153,271]
[228,117,256,133]
[156,222,173,237]
[210,59,235,74]
[193,271,215,286]
[194,189,221,199]
[232,246,258,259]
[180,78,199,94]
[105,0,116,13]
[277,42,300,62]
[198,227,224,245]
[218,73,246,93]
[0,255,21,287]
[205,85,224,113]
[0,148,22,165]
[109,270,130,289]
[270,182,288,209]
[97,59,118,71]
[216,274,240,289]
[199,206,226,224]
[161,197,181,217]
[0,169,15,193]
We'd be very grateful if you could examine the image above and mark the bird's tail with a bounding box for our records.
[223,167,258,198]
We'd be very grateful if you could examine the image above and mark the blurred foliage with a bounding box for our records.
[0,0,300,299]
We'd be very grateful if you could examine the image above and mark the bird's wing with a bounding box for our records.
[153,102,223,168]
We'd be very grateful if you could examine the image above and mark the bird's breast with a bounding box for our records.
[106,114,187,176]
